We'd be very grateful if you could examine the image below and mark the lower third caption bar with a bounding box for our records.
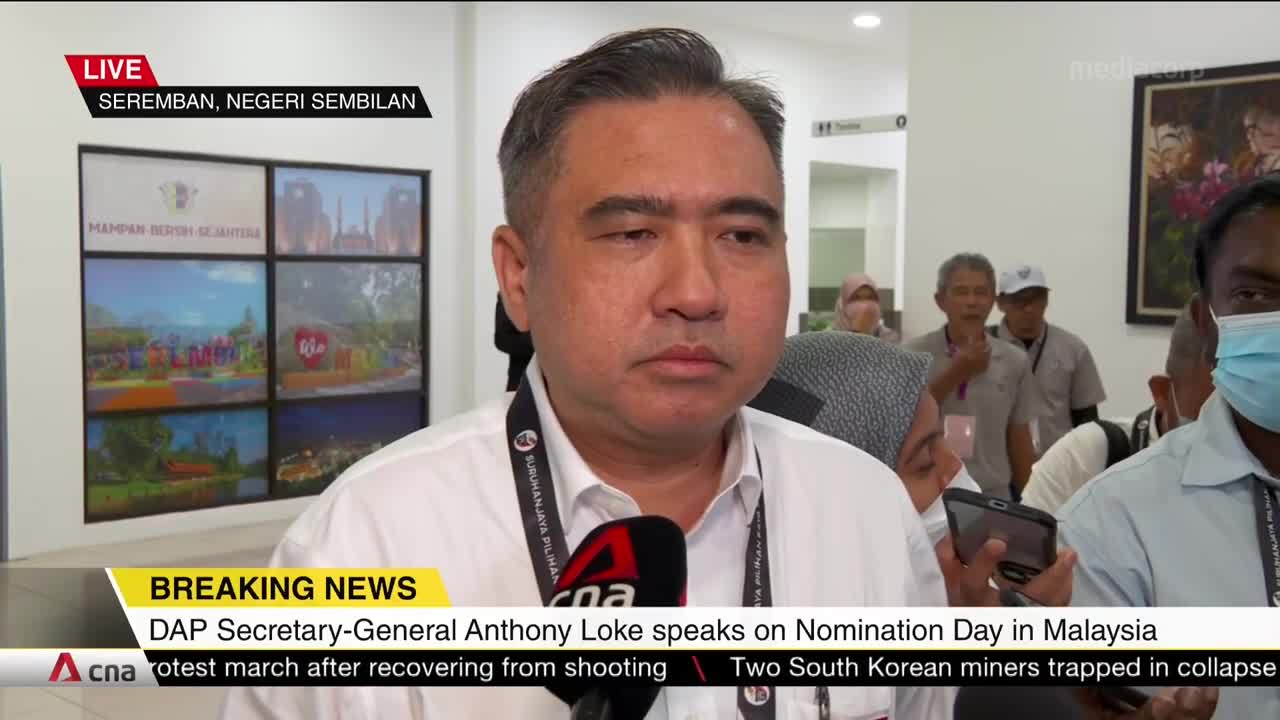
[142,650,1280,687]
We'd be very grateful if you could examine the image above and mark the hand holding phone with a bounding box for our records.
[943,488,1058,584]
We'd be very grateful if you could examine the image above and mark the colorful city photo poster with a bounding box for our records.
[85,408,269,521]
[274,395,423,498]
[275,262,423,399]
[273,166,424,256]
[81,151,266,255]
[84,259,268,412]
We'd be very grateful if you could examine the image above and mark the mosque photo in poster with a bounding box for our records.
[273,166,424,257]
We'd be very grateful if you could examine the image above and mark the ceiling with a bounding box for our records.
[620,1,911,62]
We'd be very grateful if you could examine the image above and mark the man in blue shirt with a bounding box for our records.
[1060,173,1280,719]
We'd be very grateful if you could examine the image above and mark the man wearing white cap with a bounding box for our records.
[990,264,1106,456]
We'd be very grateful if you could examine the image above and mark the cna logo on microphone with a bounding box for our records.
[513,430,539,453]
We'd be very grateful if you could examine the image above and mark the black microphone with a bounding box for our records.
[544,516,687,720]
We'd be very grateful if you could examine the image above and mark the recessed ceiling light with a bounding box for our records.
[853,13,881,29]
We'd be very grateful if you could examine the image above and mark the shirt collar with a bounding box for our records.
[1182,391,1279,488]
[520,355,762,533]
[997,320,1047,350]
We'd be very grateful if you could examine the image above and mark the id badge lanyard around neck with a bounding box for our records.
[505,379,778,719]
[1251,477,1280,607]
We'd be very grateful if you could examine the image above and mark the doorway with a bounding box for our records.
[803,162,900,333]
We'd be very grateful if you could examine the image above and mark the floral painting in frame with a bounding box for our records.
[1128,60,1280,325]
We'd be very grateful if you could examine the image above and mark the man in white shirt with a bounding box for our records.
[1021,306,1214,514]
[222,28,951,720]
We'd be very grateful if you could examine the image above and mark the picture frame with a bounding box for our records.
[273,165,425,257]
[1127,59,1280,325]
[273,393,424,499]
[79,145,431,523]
[81,149,267,255]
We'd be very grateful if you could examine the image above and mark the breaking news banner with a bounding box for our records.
[2,569,1280,689]
[65,54,431,118]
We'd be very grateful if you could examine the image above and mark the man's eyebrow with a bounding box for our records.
[583,195,674,222]
[1227,265,1280,286]
[712,196,782,225]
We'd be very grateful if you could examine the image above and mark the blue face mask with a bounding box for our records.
[1212,307,1280,432]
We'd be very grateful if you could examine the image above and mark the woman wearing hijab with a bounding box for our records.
[831,272,901,344]
[750,330,1074,607]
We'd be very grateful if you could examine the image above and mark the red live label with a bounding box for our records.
[65,55,157,87]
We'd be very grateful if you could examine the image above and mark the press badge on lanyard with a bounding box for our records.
[504,379,781,719]
[944,415,976,460]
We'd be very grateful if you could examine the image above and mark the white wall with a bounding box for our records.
[904,2,1280,415]
[466,2,913,406]
[810,176,868,228]
[0,2,465,558]
[864,171,899,291]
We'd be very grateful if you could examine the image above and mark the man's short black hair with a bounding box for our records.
[498,28,785,238]
[1194,172,1280,290]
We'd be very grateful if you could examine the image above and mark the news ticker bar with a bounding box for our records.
[76,86,432,118]
[8,650,1280,688]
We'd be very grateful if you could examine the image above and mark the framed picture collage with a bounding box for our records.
[79,146,429,523]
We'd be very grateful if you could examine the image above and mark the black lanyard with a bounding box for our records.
[1251,477,1280,607]
[506,379,776,719]
[1130,407,1155,452]
[1030,326,1049,375]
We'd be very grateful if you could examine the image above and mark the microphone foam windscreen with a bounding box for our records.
[545,516,686,711]
[552,515,687,607]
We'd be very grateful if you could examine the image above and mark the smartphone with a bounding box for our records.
[1095,686,1151,712]
[943,488,1057,584]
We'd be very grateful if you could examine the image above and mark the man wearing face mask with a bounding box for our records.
[1020,305,1214,514]
[1059,173,1280,720]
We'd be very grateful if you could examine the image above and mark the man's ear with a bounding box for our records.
[934,291,946,314]
[995,297,1010,314]
[1190,291,1218,367]
[1148,374,1173,421]
[492,225,532,333]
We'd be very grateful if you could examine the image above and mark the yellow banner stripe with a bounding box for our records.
[111,569,451,607]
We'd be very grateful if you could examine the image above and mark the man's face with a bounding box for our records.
[996,287,1049,341]
[506,95,788,446]
[935,269,995,339]
[1195,206,1280,361]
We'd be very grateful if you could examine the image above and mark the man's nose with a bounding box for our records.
[653,228,724,322]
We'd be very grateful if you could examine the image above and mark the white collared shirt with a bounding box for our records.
[221,358,952,720]
[1021,409,1162,515]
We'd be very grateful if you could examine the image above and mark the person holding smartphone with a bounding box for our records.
[1059,175,1280,719]
[751,330,1077,607]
